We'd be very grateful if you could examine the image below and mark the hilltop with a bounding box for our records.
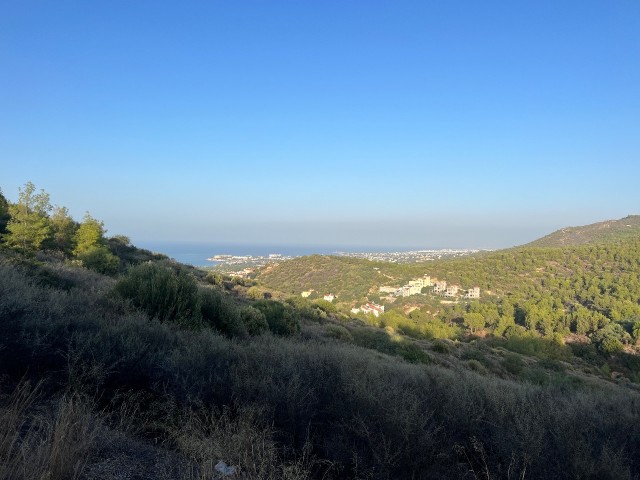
[526,215,640,247]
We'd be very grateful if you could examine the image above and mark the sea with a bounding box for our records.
[136,241,426,267]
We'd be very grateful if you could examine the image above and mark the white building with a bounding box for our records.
[443,285,460,298]
[433,280,447,293]
[402,284,422,297]
[379,286,398,294]
[301,290,313,298]
[361,302,385,317]
[441,285,460,298]
[464,287,480,299]
[323,293,335,302]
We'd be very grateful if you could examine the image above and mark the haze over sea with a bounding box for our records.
[138,241,440,267]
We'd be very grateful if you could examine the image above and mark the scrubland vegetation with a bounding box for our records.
[2,183,640,479]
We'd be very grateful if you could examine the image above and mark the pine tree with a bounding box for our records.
[73,212,106,255]
[3,182,52,252]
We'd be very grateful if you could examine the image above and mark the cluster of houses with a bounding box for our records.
[229,268,255,279]
[380,275,480,300]
[301,290,337,303]
[295,273,480,319]
[351,302,385,317]
[379,275,431,297]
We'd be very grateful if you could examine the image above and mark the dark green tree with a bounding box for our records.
[73,212,119,273]
[464,312,485,333]
[0,188,10,235]
[43,206,78,254]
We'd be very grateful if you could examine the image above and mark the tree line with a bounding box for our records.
[0,182,120,274]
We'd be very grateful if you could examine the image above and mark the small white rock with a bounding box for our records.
[214,460,237,476]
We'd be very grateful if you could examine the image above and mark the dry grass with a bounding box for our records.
[173,404,313,480]
[0,381,100,480]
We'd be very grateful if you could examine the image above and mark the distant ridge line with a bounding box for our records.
[525,215,640,248]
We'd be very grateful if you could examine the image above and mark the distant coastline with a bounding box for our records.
[135,241,481,267]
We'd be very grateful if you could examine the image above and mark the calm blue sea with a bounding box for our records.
[136,241,424,267]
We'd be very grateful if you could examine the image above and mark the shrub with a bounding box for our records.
[205,271,224,286]
[350,328,432,364]
[239,306,269,336]
[537,358,565,372]
[314,299,337,314]
[396,342,432,365]
[600,337,624,355]
[570,343,602,364]
[431,340,452,354]
[113,263,200,325]
[421,320,459,340]
[253,300,300,336]
[285,297,327,322]
[467,359,487,374]
[633,320,640,343]
[592,323,630,355]
[247,286,264,300]
[502,353,525,375]
[76,245,119,275]
[324,324,353,342]
[200,288,246,337]
[501,333,572,361]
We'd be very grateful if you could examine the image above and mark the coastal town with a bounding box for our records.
[206,248,482,276]
[335,248,483,263]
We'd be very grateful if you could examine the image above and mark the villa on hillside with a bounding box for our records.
[301,290,314,298]
[402,284,422,297]
[433,280,447,293]
[464,287,481,299]
[379,275,434,298]
[323,293,336,302]
[375,274,478,301]
[358,302,385,317]
[442,285,460,298]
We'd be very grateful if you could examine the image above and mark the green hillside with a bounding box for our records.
[257,236,640,361]
[257,254,426,300]
[526,215,640,247]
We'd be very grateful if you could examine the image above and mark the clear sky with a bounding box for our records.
[1,1,639,249]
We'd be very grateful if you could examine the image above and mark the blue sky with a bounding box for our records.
[1,1,639,249]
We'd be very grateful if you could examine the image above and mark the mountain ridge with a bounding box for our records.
[525,215,640,248]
